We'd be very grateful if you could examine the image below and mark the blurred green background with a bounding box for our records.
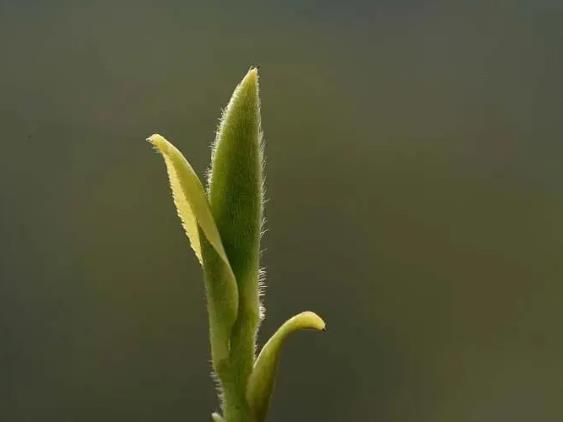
[1,1,562,421]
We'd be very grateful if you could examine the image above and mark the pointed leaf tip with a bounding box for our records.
[247,311,326,421]
[244,66,259,83]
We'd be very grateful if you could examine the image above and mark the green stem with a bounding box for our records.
[220,282,260,422]
[219,360,256,422]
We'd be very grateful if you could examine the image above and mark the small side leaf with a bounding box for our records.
[148,134,231,265]
[148,134,203,262]
[148,134,238,366]
[246,311,325,421]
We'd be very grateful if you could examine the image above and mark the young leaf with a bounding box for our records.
[148,134,238,367]
[246,311,326,421]
[206,68,264,382]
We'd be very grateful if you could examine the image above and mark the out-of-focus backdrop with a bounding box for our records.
[1,1,562,421]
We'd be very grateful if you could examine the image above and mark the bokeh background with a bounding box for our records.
[1,1,562,421]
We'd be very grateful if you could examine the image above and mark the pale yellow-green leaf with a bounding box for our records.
[150,135,202,263]
[148,134,227,264]
[246,311,326,421]
[148,134,238,365]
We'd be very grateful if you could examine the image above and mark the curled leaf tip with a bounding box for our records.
[247,311,326,421]
[147,133,165,146]
[296,311,326,331]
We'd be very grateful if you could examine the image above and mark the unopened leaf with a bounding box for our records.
[207,67,264,380]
